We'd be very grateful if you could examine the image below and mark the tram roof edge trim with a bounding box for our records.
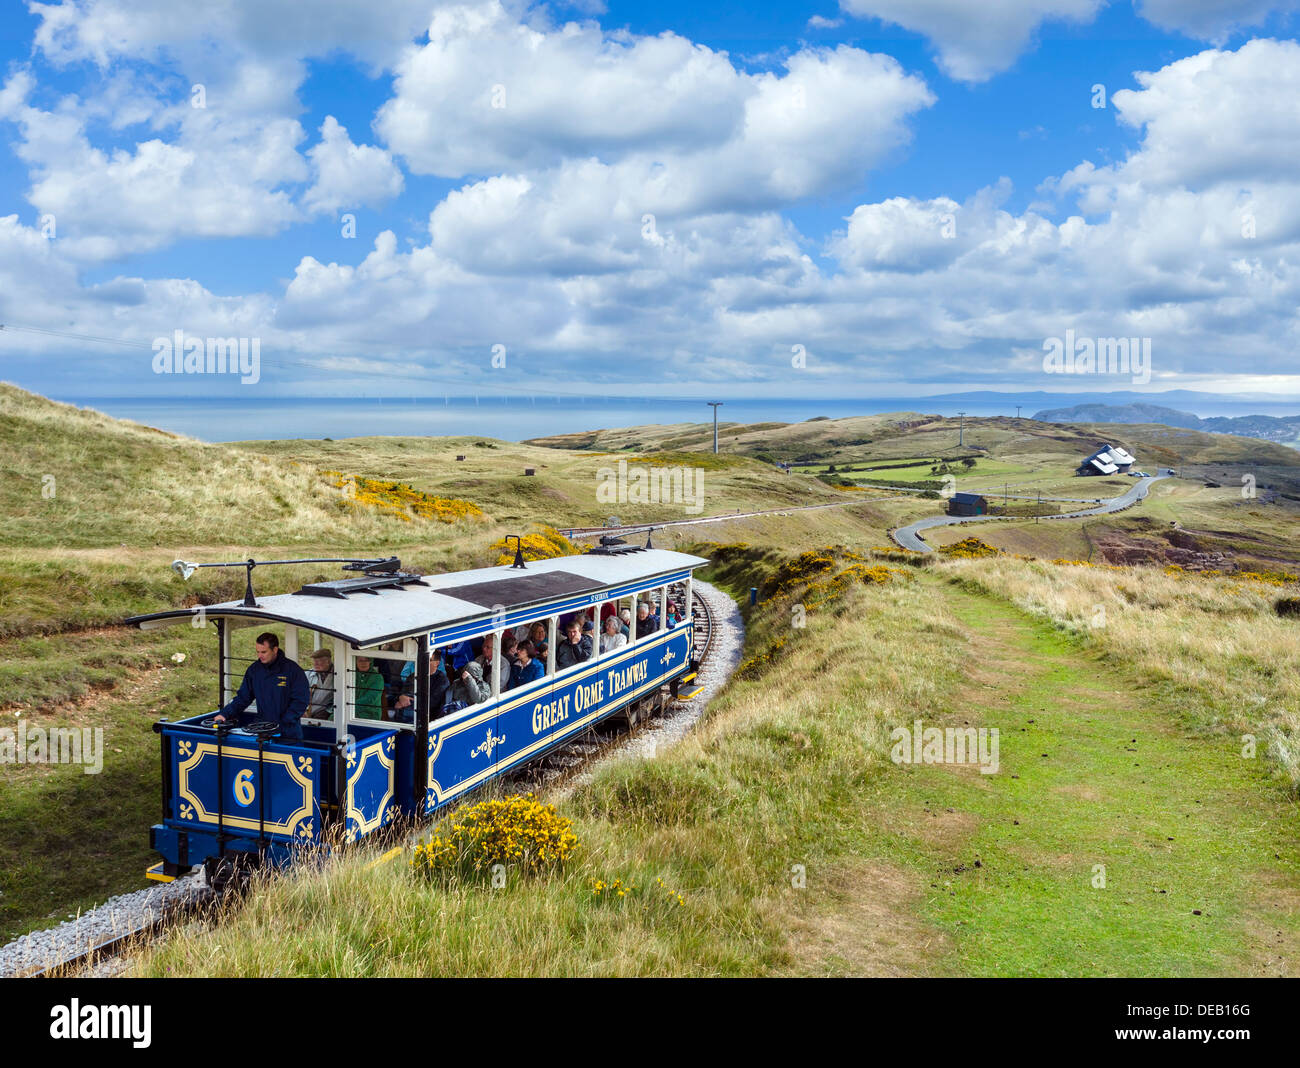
[126,548,709,646]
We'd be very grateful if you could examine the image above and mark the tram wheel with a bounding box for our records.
[205,855,252,896]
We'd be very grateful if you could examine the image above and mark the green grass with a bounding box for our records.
[851,584,1300,976]
[798,457,1032,484]
[0,624,219,942]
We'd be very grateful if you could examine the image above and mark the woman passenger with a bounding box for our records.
[528,620,549,658]
[507,640,544,690]
[600,614,627,654]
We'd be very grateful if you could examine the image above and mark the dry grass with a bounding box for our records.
[131,569,964,976]
[0,384,488,549]
[943,555,1300,786]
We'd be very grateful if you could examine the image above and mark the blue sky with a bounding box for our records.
[1,0,1299,403]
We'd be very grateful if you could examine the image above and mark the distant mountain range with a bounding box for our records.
[1033,403,1300,447]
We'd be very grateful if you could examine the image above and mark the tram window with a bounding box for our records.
[599,606,627,654]
[434,640,476,710]
[350,654,385,721]
[373,641,406,704]
[388,657,419,722]
[448,644,491,713]
[225,626,272,715]
[669,584,686,626]
[305,646,336,722]
[555,616,592,671]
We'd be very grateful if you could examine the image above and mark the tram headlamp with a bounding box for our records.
[172,560,197,581]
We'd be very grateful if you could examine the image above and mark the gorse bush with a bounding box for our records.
[410,794,579,882]
[939,537,1003,559]
[321,470,483,523]
[489,526,578,565]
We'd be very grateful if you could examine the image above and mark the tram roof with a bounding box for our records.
[127,548,708,647]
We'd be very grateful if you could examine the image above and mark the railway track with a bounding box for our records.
[8,881,213,978]
[9,585,732,978]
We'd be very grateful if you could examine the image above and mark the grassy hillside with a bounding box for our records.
[529,411,1300,471]
[0,384,491,550]
[4,383,1300,964]
[0,385,844,941]
[528,410,1300,565]
[241,434,846,530]
[128,546,1300,977]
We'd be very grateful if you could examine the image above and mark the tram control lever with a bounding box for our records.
[199,715,280,738]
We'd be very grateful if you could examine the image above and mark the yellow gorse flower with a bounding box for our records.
[323,470,483,524]
[488,527,578,566]
[411,793,578,881]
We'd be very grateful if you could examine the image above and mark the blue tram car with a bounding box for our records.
[127,544,708,886]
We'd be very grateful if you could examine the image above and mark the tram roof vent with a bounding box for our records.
[294,572,428,599]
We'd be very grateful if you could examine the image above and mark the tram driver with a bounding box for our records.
[212,631,310,741]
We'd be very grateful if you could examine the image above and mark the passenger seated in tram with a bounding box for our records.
[390,648,451,723]
[600,614,627,654]
[635,601,660,635]
[555,618,593,669]
[306,648,335,720]
[352,654,385,720]
[507,640,544,690]
[452,659,491,708]
[619,608,632,636]
[474,634,511,693]
[526,621,549,659]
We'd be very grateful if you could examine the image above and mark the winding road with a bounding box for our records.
[892,471,1173,553]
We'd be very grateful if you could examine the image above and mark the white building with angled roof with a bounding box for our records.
[1078,444,1136,476]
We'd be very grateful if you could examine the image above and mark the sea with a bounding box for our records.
[48,392,1300,444]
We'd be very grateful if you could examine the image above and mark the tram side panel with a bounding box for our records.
[424,624,693,814]
[342,726,402,842]
[152,721,328,872]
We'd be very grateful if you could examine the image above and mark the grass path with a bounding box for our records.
[815,580,1300,976]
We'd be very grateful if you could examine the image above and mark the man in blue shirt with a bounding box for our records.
[213,632,310,741]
